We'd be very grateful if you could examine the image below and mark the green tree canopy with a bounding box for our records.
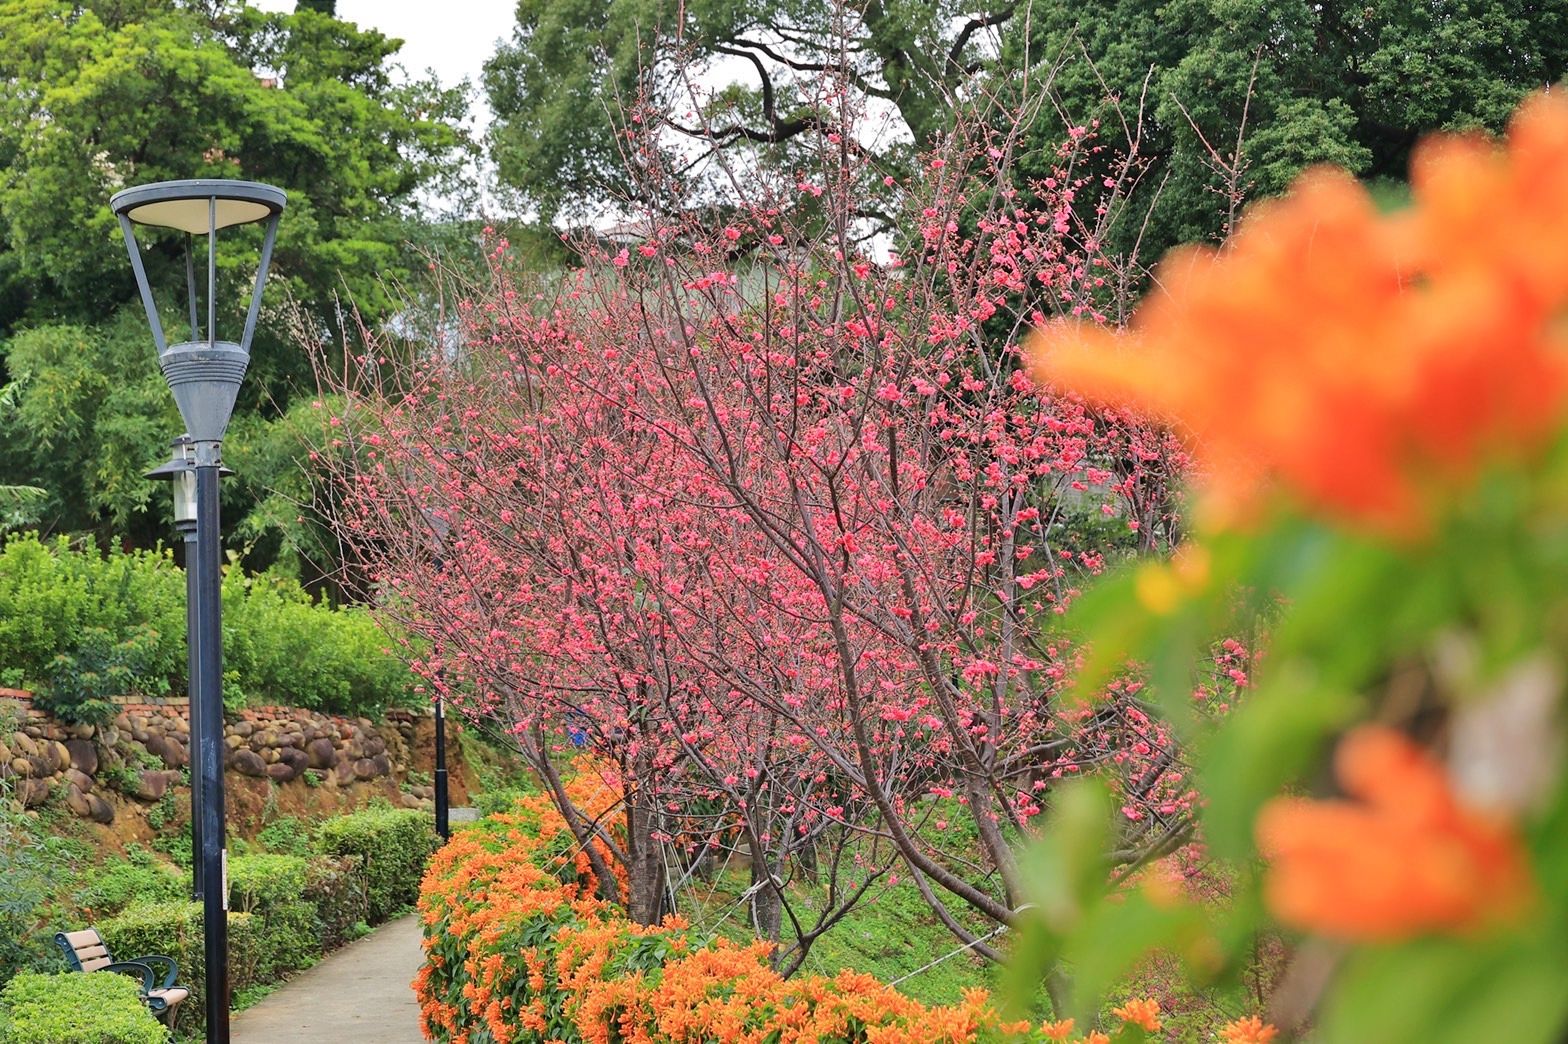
[1007,0,1568,263]
[483,0,1020,222]
[0,0,468,331]
[0,0,470,575]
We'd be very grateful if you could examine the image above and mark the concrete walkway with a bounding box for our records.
[231,913,426,1043]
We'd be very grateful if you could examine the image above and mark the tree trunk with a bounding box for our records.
[751,854,783,946]
[624,753,667,925]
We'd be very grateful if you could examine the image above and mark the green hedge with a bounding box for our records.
[0,534,417,720]
[0,971,165,1044]
[303,855,369,951]
[97,901,260,1036]
[316,807,438,923]
[228,854,319,981]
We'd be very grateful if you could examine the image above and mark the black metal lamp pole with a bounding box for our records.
[115,180,285,1044]
[434,676,449,840]
[146,436,204,897]
[426,497,457,843]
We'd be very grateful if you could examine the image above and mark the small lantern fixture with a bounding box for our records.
[144,435,237,528]
[110,179,285,457]
[144,436,199,526]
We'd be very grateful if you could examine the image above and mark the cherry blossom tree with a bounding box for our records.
[315,73,1196,992]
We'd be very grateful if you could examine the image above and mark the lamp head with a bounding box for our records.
[111,179,286,445]
[112,180,284,235]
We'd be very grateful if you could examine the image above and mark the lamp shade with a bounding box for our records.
[111,180,285,233]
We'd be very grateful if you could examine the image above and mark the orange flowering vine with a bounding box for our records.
[1027,92,1568,536]
[414,760,1176,1043]
[1256,725,1534,940]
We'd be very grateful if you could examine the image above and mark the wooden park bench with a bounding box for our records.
[54,928,188,1025]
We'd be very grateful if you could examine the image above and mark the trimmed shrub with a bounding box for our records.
[0,971,165,1044]
[415,767,1157,1044]
[97,901,261,1035]
[302,855,369,951]
[316,807,437,923]
[228,854,319,980]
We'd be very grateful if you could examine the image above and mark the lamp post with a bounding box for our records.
[146,437,235,901]
[416,451,458,841]
[145,437,201,896]
[434,647,450,840]
[114,179,285,1044]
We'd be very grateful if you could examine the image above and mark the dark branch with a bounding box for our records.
[947,4,1019,76]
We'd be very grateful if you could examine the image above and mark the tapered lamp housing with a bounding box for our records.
[111,180,286,445]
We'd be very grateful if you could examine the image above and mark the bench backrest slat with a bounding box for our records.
[56,929,112,973]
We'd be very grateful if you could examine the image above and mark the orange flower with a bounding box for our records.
[1256,725,1533,939]
[1219,1015,1278,1043]
[1027,92,1568,536]
[1111,997,1161,1032]
[1040,1018,1075,1041]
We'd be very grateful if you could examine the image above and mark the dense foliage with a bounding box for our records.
[0,971,165,1044]
[0,800,78,983]
[483,0,1012,222]
[1011,94,1568,1041]
[1007,0,1568,261]
[0,534,418,720]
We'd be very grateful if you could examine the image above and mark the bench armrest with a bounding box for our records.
[130,953,180,990]
[104,961,154,994]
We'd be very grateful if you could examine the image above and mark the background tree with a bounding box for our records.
[482,0,1023,222]
[1006,0,1568,263]
[0,0,469,581]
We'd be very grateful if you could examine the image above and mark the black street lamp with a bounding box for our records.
[416,451,459,842]
[114,179,285,1044]
[434,643,450,841]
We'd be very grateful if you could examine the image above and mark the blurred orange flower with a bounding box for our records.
[1256,726,1533,940]
[1027,93,1568,535]
[1111,997,1161,1032]
[1219,1015,1278,1043]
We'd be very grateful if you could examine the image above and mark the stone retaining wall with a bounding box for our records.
[0,691,443,825]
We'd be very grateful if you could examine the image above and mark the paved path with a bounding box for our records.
[231,913,426,1043]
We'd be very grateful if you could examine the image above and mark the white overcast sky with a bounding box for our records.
[250,0,518,133]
